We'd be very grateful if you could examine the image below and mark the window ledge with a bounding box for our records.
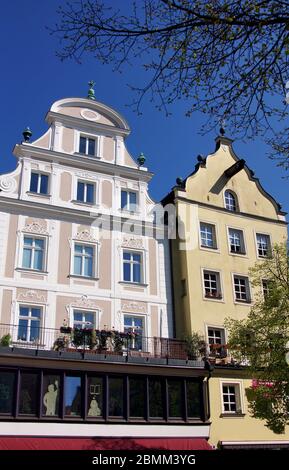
[74,152,100,159]
[71,200,96,207]
[68,274,99,281]
[119,281,148,287]
[16,268,48,275]
[120,209,141,216]
[26,191,51,198]
[234,299,251,305]
[220,413,245,418]
[200,245,218,250]
[229,251,247,256]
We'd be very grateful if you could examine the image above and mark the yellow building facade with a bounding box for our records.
[162,133,289,449]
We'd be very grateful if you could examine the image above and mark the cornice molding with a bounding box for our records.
[13,144,153,183]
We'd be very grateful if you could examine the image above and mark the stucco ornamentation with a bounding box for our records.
[66,295,100,312]
[75,171,99,181]
[0,176,17,193]
[80,108,99,121]
[122,236,143,249]
[121,301,147,313]
[17,289,46,303]
[22,221,49,236]
[74,230,98,243]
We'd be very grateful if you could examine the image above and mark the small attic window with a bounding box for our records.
[224,190,238,212]
[79,135,98,157]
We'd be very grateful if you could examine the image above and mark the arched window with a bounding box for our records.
[224,190,238,212]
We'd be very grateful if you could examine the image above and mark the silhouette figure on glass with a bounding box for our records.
[43,380,59,415]
[88,397,101,417]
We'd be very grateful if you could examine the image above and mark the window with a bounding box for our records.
[222,383,242,414]
[207,328,226,357]
[256,233,271,257]
[18,306,41,342]
[64,375,81,416]
[0,371,15,415]
[168,379,183,418]
[262,280,271,298]
[22,236,45,271]
[123,251,142,283]
[186,381,201,418]
[79,136,97,157]
[29,172,49,195]
[76,181,95,204]
[224,190,238,211]
[108,377,124,417]
[200,223,217,249]
[87,376,103,418]
[129,377,146,418]
[42,374,60,417]
[233,275,251,302]
[228,228,245,254]
[73,311,95,329]
[19,372,38,415]
[73,244,94,277]
[149,378,164,419]
[203,270,222,299]
[121,190,137,212]
[124,315,144,350]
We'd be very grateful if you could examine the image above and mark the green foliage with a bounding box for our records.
[0,334,11,347]
[183,332,206,359]
[225,243,289,433]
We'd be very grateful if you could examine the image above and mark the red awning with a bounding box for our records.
[0,437,212,450]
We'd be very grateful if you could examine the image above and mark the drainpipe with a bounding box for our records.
[204,359,214,421]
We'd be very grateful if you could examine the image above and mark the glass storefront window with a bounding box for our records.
[186,381,201,418]
[19,372,38,415]
[0,371,15,414]
[42,374,60,417]
[108,377,124,417]
[168,379,183,418]
[87,376,103,418]
[64,375,81,416]
[129,377,145,418]
[149,378,164,418]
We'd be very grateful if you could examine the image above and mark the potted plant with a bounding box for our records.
[0,334,12,347]
[60,319,72,334]
[183,332,206,360]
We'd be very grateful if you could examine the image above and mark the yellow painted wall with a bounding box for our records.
[209,376,289,447]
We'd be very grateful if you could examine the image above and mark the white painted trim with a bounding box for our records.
[226,224,248,258]
[200,266,225,303]
[231,272,252,305]
[254,230,272,260]
[198,219,219,252]
[0,422,210,438]
[219,379,245,414]
[221,440,289,445]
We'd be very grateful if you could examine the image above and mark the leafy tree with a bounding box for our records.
[225,243,289,433]
[53,0,289,166]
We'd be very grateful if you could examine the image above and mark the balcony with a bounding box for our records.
[0,323,206,366]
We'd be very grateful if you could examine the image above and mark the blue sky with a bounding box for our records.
[0,1,288,217]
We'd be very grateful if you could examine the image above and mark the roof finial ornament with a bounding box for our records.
[219,117,226,136]
[87,80,96,100]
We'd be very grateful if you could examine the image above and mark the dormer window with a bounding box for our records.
[79,135,97,157]
[224,190,238,212]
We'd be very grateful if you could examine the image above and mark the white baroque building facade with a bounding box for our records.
[0,95,211,450]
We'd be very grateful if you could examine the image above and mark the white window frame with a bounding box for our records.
[76,132,101,158]
[224,190,239,212]
[123,313,146,350]
[70,241,99,279]
[232,274,251,304]
[29,172,50,195]
[73,309,98,329]
[76,180,96,204]
[227,226,246,256]
[206,326,227,357]
[120,189,138,212]
[255,232,272,259]
[16,304,43,344]
[220,380,245,415]
[202,268,223,301]
[122,249,144,285]
[199,222,218,250]
[19,234,48,273]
